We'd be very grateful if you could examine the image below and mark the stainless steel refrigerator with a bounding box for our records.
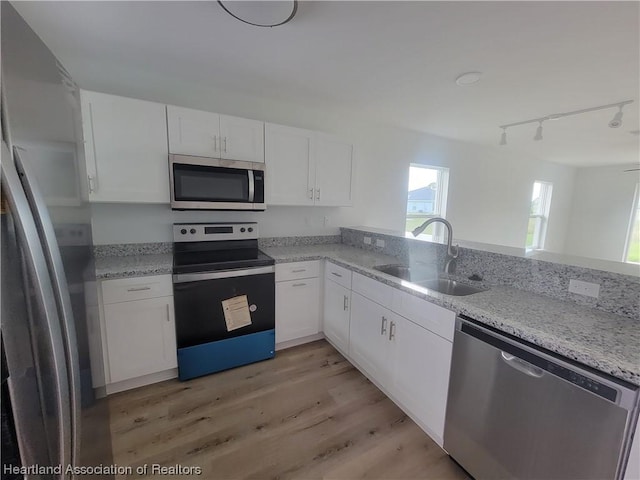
[1,2,113,478]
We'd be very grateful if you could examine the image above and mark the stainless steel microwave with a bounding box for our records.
[169,154,266,211]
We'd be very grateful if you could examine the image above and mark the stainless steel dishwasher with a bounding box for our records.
[444,316,639,480]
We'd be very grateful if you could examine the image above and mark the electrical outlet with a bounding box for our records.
[568,279,600,298]
[363,236,372,245]
[376,238,385,248]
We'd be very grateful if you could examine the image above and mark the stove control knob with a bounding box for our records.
[190,228,196,234]
[180,229,187,235]
[248,227,254,232]
[240,228,246,232]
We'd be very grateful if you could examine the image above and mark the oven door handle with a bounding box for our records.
[173,265,275,284]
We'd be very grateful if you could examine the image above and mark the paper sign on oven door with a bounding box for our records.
[222,295,252,331]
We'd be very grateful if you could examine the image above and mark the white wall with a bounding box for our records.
[87,77,576,249]
[564,165,639,262]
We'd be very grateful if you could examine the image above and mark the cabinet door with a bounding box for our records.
[389,315,452,445]
[275,278,321,343]
[219,114,264,163]
[323,279,351,354]
[625,417,640,480]
[264,123,315,206]
[104,296,177,383]
[314,133,354,206]
[167,105,220,157]
[349,292,391,385]
[81,90,169,203]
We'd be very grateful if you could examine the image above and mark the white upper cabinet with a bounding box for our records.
[314,133,354,207]
[167,105,264,163]
[265,123,354,207]
[265,123,315,205]
[167,105,220,158]
[80,90,169,203]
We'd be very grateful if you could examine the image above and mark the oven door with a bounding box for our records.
[172,266,275,349]
[169,155,265,210]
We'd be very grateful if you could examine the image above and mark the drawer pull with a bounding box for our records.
[292,283,307,287]
[292,269,306,273]
[343,295,349,311]
[331,272,343,278]
[389,321,396,340]
[127,286,151,292]
[381,316,387,335]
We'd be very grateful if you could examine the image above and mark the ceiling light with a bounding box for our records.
[609,105,624,128]
[499,128,507,146]
[218,1,297,27]
[534,121,543,141]
[498,100,634,145]
[455,72,483,86]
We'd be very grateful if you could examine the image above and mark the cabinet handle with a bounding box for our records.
[127,286,151,292]
[316,188,320,200]
[166,304,171,323]
[343,295,349,311]
[331,272,343,278]
[87,175,95,193]
[381,316,387,335]
[308,188,314,199]
[292,282,307,287]
[223,136,227,153]
[291,269,306,273]
[389,321,396,340]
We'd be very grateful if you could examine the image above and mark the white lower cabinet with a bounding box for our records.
[99,274,177,393]
[347,271,455,446]
[323,266,352,353]
[275,261,321,345]
[625,418,640,479]
[104,297,177,383]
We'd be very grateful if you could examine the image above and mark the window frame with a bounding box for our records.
[526,181,553,251]
[405,164,450,241]
[623,183,640,264]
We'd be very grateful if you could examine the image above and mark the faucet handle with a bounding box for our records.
[449,243,460,258]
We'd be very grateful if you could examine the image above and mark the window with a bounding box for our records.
[406,164,449,240]
[526,181,553,250]
[624,184,640,263]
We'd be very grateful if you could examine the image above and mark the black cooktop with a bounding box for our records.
[173,239,274,275]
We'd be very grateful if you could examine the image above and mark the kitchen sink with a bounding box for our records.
[373,264,485,296]
[413,278,485,296]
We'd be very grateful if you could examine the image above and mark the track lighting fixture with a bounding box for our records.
[498,99,634,145]
[499,128,507,146]
[534,121,543,141]
[609,105,624,128]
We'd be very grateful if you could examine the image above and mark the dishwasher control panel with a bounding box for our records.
[546,362,617,402]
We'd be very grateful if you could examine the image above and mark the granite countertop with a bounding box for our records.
[95,253,173,280]
[263,244,640,386]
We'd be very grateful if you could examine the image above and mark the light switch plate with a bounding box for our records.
[568,279,600,298]
[364,236,372,245]
[376,239,385,248]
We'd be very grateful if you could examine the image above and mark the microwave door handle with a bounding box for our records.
[248,170,255,203]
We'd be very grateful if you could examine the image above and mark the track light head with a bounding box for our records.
[499,128,507,146]
[534,121,543,141]
[609,105,624,128]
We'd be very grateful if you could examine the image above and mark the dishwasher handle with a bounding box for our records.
[501,352,544,378]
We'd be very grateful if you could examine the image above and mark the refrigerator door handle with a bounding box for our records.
[13,146,81,473]
[1,145,72,472]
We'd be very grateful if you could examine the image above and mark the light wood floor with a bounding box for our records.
[108,340,469,480]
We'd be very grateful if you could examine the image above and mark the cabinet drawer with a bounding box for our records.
[102,274,172,304]
[325,261,352,289]
[275,261,320,282]
[391,290,455,341]
[352,272,394,306]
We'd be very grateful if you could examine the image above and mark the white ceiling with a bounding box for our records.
[11,1,640,167]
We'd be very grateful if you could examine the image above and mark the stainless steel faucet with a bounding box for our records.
[411,217,459,273]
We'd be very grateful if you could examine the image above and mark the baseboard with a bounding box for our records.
[98,368,178,397]
[276,333,325,351]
